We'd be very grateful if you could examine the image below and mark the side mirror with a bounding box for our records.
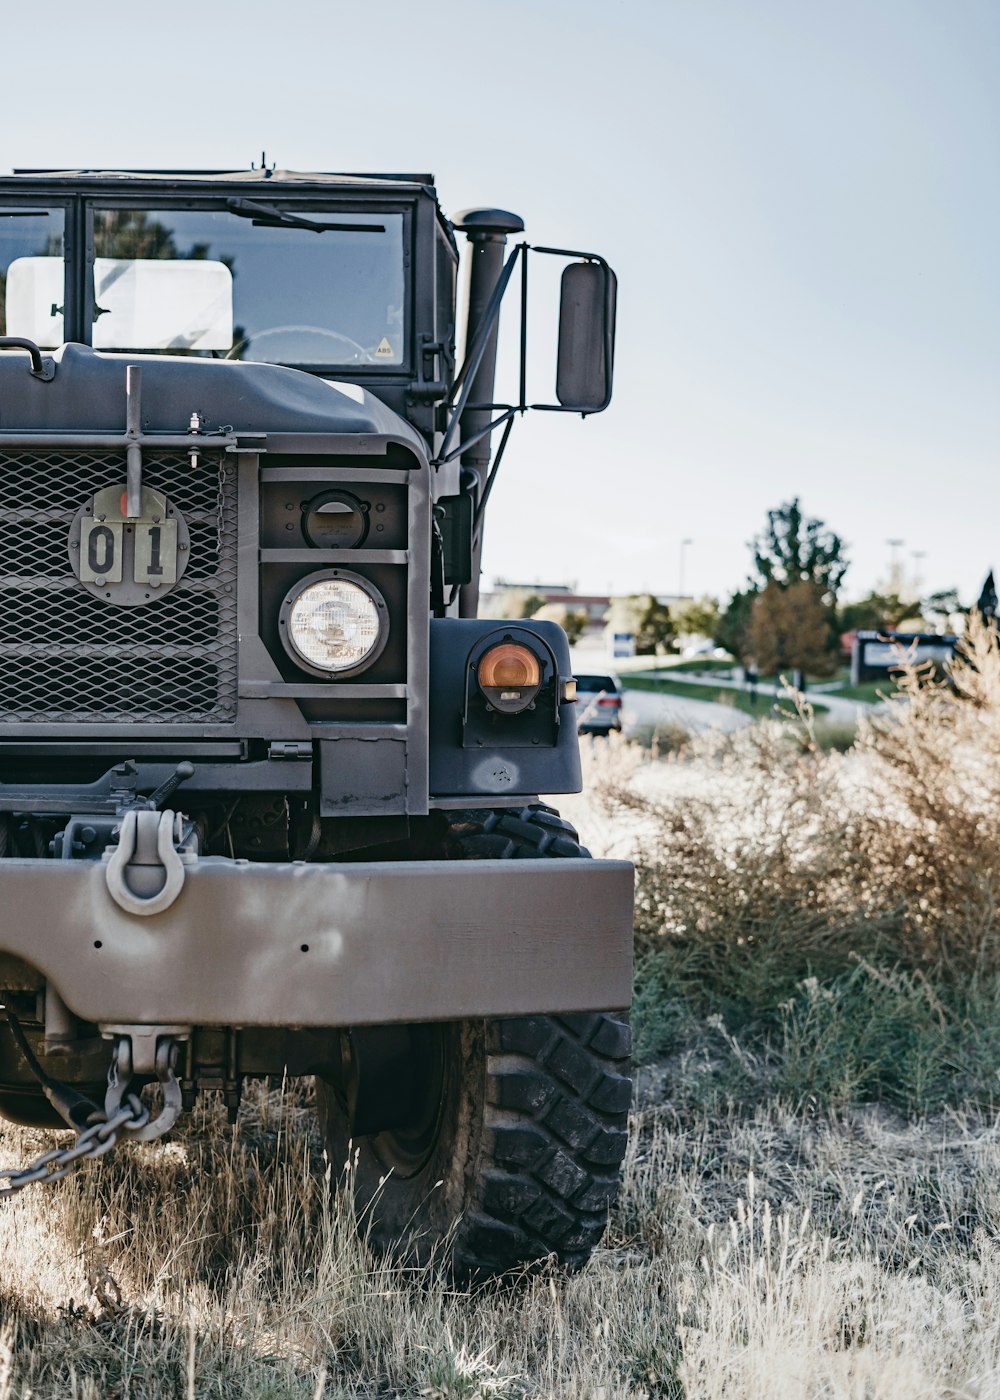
[556,260,617,413]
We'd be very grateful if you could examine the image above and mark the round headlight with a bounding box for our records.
[280,573,388,676]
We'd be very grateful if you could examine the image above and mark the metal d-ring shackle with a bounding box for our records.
[104,1033,184,1143]
[99,811,188,1142]
[104,809,187,916]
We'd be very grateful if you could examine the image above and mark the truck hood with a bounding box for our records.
[0,343,427,455]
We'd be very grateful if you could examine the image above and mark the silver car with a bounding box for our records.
[574,672,623,734]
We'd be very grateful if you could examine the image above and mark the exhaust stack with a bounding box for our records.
[452,207,524,615]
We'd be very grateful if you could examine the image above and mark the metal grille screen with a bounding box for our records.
[0,450,238,723]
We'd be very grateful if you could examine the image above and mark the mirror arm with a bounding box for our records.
[439,243,525,462]
[449,243,524,400]
[435,241,615,464]
[434,405,517,467]
[471,414,516,547]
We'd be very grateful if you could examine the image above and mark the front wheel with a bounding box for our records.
[315,805,632,1278]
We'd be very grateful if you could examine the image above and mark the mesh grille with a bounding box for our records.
[0,450,238,723]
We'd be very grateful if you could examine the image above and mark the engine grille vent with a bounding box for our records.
[0,450,238,724]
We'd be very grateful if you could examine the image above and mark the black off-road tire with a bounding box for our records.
[317,804,632,1279]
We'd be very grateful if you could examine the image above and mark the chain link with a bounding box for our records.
[0,1094,151,1199]
[214,450,230,556]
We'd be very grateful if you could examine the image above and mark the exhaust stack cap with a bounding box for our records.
[452,207,524,236]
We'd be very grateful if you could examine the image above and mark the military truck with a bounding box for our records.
[0,168,632,1276]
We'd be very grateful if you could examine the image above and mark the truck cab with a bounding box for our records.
[0,169,631,1278]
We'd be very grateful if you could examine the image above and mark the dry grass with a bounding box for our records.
[5,624,1000,1395]
[581,615,1000,987]
[3,1082,1000,1397]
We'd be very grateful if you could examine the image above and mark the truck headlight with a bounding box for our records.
[279,572,388,676]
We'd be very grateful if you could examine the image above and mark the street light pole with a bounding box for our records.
[679,537,693,600]
[910,550,926,599]
[886,538,905,594]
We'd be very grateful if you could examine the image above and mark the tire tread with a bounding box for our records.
[440,805,631,1277]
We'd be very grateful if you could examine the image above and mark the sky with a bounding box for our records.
[3,0,998,605]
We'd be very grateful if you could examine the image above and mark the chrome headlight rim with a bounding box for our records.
[278,569,389,678]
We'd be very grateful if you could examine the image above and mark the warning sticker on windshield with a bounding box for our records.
[374,337,395,358]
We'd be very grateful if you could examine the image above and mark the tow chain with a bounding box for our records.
[0,1095,151,1197]
[0,1008,181,1199]
[214,453,229,556]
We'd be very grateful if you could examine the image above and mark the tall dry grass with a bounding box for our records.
[587,615,1000,992]
[3,1080,1000,1396]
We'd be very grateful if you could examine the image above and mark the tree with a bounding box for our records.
[605,594,675,655]
[749,580,839,679]
[752,498,848,601]
[837,590,912,634]
[921,588,964,633]
[533,602,588,645]
[716,587,758,663]
[672,595,720,643]
[976,572,997,623]
[93,210,211,262]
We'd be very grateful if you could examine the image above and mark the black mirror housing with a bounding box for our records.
[556,261,617,413]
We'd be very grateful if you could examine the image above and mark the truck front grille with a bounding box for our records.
[0,450,238,724]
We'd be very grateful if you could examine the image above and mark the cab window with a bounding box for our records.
[0,207,66,346]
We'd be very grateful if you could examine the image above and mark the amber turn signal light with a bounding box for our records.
[477,642,543,713]
[478,643,541,689]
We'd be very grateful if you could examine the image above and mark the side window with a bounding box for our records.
[436,226,457,367]
[0,208,66,347]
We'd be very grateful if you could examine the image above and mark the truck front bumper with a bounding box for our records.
[0,857,634,1027]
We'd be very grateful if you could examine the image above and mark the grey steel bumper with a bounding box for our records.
[0,857,634,1027]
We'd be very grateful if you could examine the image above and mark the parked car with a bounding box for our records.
[574,673,623,734]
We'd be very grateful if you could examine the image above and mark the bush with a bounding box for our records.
[612,617,1000,991]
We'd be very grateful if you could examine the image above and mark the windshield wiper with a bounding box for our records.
[226,198,385,234]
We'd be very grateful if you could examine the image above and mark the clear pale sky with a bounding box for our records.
[4,0,997,605]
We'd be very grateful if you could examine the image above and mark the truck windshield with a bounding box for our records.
[6,204,399,369]
[0,207,65,345]
[89,206,405,367]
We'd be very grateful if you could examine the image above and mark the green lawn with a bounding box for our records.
[656,655,735,674]
[623,674,829,716]
[832,679,900,703]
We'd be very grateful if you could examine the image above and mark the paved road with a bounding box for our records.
[620,687,751,736]
[632,670,875,724]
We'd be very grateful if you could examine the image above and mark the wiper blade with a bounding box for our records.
[225,198,385,234]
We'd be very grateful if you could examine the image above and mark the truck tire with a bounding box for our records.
[316,804,632,1278]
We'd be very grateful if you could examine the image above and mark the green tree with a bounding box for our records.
[672,595,720,642]
[922,588,964,633]
[752,498,848,601]
[838,591,912,634]
[605,594,675,655]
[93,210,210,262]
[716,587,758,663]
[750,580,838,679]
[636,596,675,655]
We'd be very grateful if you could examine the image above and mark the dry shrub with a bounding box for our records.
[849,614,1000,971]
[595,615,1000,998]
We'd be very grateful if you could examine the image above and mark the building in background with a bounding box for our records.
[481,581,690,649]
